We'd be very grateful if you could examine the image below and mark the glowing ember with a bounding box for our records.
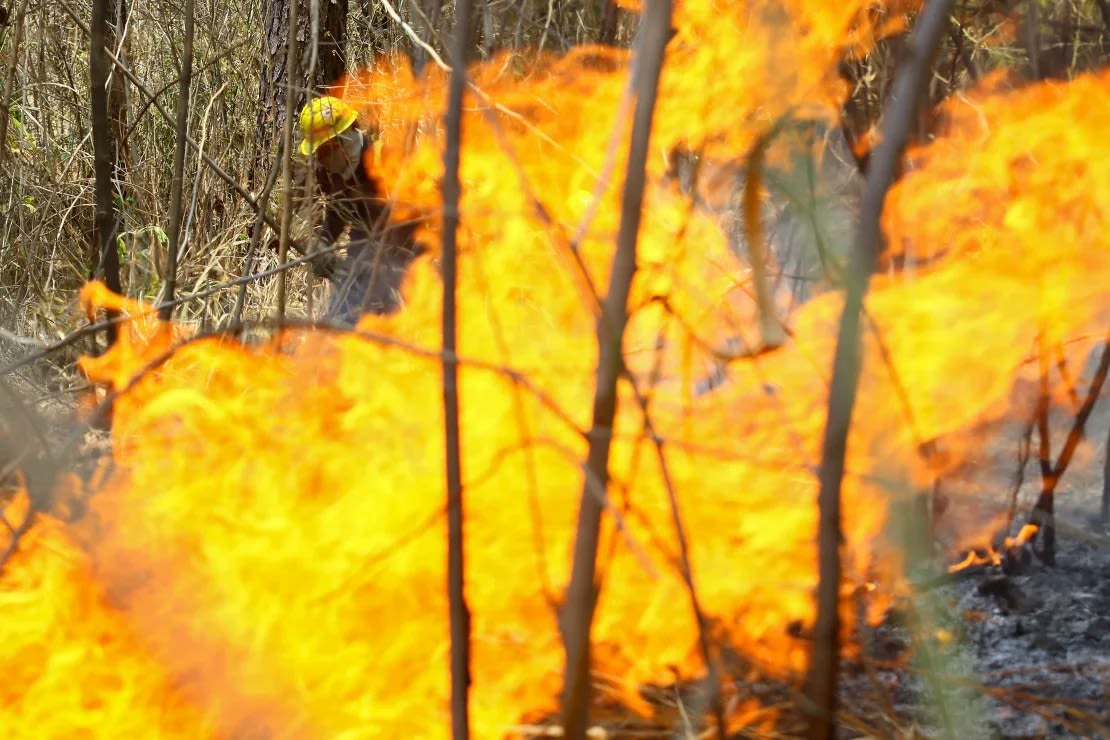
[2,2,1110,738]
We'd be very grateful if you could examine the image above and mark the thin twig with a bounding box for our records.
[620,365,726,738]
[379,0,450,71]
[1006,417,1034,533]
[466,238,557,608]
[0,502,36,575]
[1054,342,1081,409]
[230,150,285,327]
[1032,334,1055,562]
[1036,335,1053,480]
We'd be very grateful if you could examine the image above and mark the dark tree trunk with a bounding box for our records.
[89,0,129,341]
[253,0,348,187]
[468,0,485,59]
[0,0,31,168]
[597,0,620,45]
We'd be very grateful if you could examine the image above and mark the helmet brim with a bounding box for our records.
[298,107,359,157]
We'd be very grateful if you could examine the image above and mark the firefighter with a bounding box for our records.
[298,95,422,324]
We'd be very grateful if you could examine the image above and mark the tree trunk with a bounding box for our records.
[0,0,31,168]
[597,0,620,45]
[89,0,129,341]
[253,0,348,187]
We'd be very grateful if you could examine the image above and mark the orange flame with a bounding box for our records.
[3,2,1110,738]
[947,524,1040,573]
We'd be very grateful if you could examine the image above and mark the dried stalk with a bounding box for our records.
[230,156,284,327]
[622,374,725,738]
[0,249,341,380]
[1032,335,1054,562]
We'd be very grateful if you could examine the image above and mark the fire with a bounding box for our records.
[947,524,1040,573]
[0,489,213,736]
[3,1,1110,737]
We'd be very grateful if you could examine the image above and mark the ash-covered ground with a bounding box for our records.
[949,534,1110,738]
[841,531,1110,740]
[843,380,1110,739]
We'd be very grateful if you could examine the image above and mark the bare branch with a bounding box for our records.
[379,0,450,71]
[1032,332,1110,563]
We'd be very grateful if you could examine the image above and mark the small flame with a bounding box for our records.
[947,524,1040,573]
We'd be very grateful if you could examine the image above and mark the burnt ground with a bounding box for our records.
[839,381,1110,739]
[951,534,1110,738]
[849,532,1110,739]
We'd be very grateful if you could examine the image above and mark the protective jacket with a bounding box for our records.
[315,135,423,324]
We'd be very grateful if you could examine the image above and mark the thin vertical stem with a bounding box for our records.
[160,0,193,319]
[443,0,473,737]
[1102,413,1110,524]
[276,0,300,323]
[0,0,31,167]
[559,2,672,738]
[805,1,954,737]
[1032,334,1056,563]
[89,0,123,343]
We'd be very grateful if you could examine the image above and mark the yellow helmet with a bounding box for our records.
[297,96,358,156]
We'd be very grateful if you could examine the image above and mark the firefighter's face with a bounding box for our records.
[318,127,363,175]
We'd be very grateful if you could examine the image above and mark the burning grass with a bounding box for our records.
[3,1,1110,737]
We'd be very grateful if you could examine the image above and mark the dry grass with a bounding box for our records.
[0,0,635,397]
